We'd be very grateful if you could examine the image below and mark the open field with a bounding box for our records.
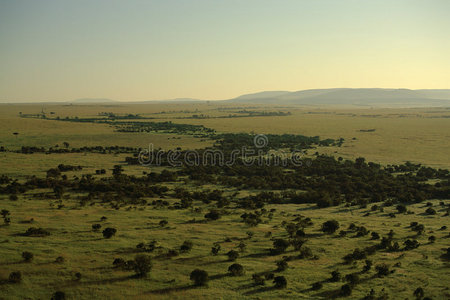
[0,103,449,300]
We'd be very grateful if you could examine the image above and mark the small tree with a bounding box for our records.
[272,238,289,254]
[22,251,34,262]
[134,254,152,277]
[413,287,424,299]
[51,291,66,300]
[330,270,341,282]
[227,250,239,261]
[340,284,352,296]
[190,269,209,286]
[276,259,288,271]
[396,204,407,214]
[8,271,22,283]
[228,263,244,276]
[102,227,117,239]
[180,240,193,253]
[273,276,287,289]
[321,220,339,234]
[211,242,221,255]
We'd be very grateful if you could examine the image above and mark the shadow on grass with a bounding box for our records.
[60,275,134,287]
[145,284,194,294]
[243,286,277,295]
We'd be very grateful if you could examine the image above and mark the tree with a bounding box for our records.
[8,271,22,283]
[51,291,66,300]
[22,251,34,262]
[190,269,209,286]
[413,287,424,299]
[205,210,221,220]
[321,220,340,234]
[102,227,117,239]
[227,250,239,261]
[180,240,193,253]
[134,254,152,277]
[273,276,287,289]
[330,270,341,282]
[211,242,221,255]
[272,238,289,254]
[340,284,352,296]
[396,204,407,214]
[228,263,244,276]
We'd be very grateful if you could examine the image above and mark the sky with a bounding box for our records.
[0,0,449,102]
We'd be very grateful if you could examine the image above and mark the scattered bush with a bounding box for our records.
[190,269,209,286]
[22,251,34,262]
[23,227,50,237]
[228,263,244,276]
[340,284,352,296]
[51,291,66,300]
[211,242,221,255]
[252,274,265,285]
[55,256,65,263]
[273,276,287,289]
[204,210,221,220]
[133,254,152,277]
[8,271,22,283]
[376,264,390,277]
[102,227,117,239]
[180,240,193,253]
[312,282,323,290]
[92,224,101,231]
[276,259,288,271]
[425,207,436,215]
[413,287,424,299]
[330,270,341,282]
[321,220,339,234]
[227,250,239,261]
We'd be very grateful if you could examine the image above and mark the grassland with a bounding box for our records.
[0,103,449,299]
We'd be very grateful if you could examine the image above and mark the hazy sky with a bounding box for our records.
[1,0,449,102]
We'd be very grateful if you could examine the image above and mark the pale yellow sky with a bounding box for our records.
[0,0,449,102]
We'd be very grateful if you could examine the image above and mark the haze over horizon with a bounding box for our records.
[1,0,449,102]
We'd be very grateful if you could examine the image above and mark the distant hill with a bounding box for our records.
[227,88,450,106]
[70,98,118,103]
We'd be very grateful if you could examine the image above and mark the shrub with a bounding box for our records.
[133,254,152,277]
[425,207,436,215]
[321,220,339,234]
[371,232,380,240]
[8,271,22,283]
[396,204,407,213]
[252,274,265,285]
[276,259,288,271]
[272,238,289,254]
[51,291,66,300]
[273,276,287,289]
[238,241,246,253]
[312,282,323,290]
[376,264,390,277]
[298,246,313,259]
[190,269,209,286]
[92,224,101,231]
[23,227,50,237]
[211,242,221,255]
[340,284,352,296]
[22,251,34,262]
[404,239,420,250]
[330,270,341,282]
[159,220,168,227]
[74,272,82,281]
[228,263,245,276]
[345,273,360,285]
[227,250,239,261]
[428,236,436,243]
[55,256,65,263]
[113,258,125,268]
[204,210,221,220]
[363,260,372,272]
[180,240,193,253]
[413,287,424,299]
[102,227,117,238]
